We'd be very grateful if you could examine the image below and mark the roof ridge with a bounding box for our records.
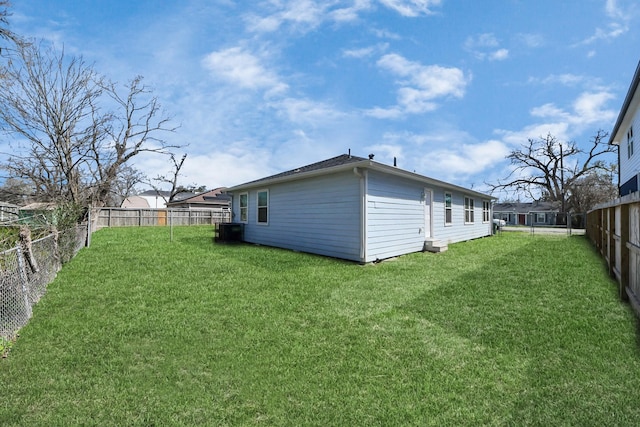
[236,153,368,187]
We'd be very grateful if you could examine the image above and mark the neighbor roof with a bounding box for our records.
[609,59,640,146]
[493,201,560,213]
[166,188,231,206]
[227,153,495,200]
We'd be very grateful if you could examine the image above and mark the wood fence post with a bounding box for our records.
[620,203,630,302]
[15,247,33,322]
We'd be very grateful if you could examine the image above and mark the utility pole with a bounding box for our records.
[560,143,565,224]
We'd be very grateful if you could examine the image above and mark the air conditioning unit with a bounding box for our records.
[215,223,244,243]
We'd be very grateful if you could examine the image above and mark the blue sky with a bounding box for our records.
[5,0,639,197]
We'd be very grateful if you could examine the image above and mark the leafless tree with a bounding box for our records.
[0,41,181,207]
[488,130,616,211]
[0,1,20,48]
[566,168,618,213]
[149,153,188,204]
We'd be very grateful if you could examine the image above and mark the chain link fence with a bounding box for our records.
[0,225,88,340]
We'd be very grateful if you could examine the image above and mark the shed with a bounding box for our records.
[226,154,495,263]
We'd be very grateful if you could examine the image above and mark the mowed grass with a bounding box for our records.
[2,226,640,426]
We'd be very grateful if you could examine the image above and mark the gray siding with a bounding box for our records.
[431,190,493,244]
[234,171,362,261]
[230,166,493,262]
[365,171,426,262]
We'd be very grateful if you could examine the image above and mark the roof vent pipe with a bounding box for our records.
[348,148,351,158]
[394,157,397,167]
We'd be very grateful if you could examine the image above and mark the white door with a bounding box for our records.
[423,188,432,238]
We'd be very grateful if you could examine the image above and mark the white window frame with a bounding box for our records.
[464,197,474,224]
[444,192,453,226]
[239,192,248,223]
[482,200,490,223]
[536,213,546,223]
[628,126,634,159]
[257,189,269,225]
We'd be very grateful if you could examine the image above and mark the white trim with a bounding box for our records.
[423,188,433,238]
[239,192,249,224]
[464,196,475,224]
[257,189,269,225]
[444,191,453,226]
[482,200,491,223]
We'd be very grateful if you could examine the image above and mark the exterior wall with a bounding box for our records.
[364,171,492,262]
[231,168,493,263]
[364,172,428,262]
[431,189,493,245]
[620,110,640,187]
[233,171,362,262]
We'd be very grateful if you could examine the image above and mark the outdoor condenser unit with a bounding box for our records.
[215,223,244,243]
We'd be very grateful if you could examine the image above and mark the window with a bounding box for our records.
[628,126,634,159]
[464,197,474,223]
[444,192,452,225]
[482,200,490,222]
[536,213,546,223]
[239,193,248,223]
[257,190,268,224]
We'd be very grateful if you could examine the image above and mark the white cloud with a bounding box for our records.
[530,103,571,120]
[495,123,571,148]
[377,0,442,17]
[465,33,499,49]
[517,33,544,48]
[274,97,349,125]
[244,0,328,33]
[465,33,509,61]
[342,43,388,58]
[330,0,373,22]
[571,91,616,124]
[425,139,510,176]
[489,48,509,61]
[577,0,632,46]
[367,53,469,117]
[201,47,288,95]
[245,0,440,34]
[495,90,615,151]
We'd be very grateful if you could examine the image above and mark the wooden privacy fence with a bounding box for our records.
[96,208,231,228]
[587,193,640,316]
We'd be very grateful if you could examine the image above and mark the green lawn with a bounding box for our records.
[2,226,640,426]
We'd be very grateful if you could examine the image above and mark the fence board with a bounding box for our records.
[96,208,230,229]
[588,194,640,313]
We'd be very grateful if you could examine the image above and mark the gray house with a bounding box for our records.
[493,201,561,226]
[225,154,494,263]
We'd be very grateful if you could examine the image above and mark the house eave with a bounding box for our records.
[227,159,495,200]
[610,59,640,146]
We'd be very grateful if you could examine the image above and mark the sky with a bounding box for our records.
[3,0,639,198]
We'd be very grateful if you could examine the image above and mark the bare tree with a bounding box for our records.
[0,1,20,48]
[87,76,180,206]
[0,41,180,207]
[488,130,616,211]
[149,153,188,204]
[566,168,618,213]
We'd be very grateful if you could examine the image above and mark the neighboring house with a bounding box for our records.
[19,202,57,223]
[165,188,231,210]
[610,60,640,196]
[137,190,172,208]
[122,190,199,209]
[225,154,495,263]
[0,202,19,223]
[120,196,150,208]
[493,202,561,226]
